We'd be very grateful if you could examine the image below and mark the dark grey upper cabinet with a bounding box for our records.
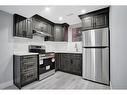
[81,16,93,30]
[26,18,33,38]
[79,7,109,30]
[32,18,49,33]
[31,14,54,41]
[13,14,33,38]
[44,24,54,41]
[94,13,109,28]
[54,23,69,41]
[54,25,63,41]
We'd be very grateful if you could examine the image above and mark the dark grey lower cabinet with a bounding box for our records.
[60,54,70,72]
[13,54,39,89]
[70,54,82,75]
[55,53,82,76]
[55,53,61,71]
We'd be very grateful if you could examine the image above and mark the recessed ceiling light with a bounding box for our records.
[58,17,63,21]
[81,9,86,14]
[45,7,50,12]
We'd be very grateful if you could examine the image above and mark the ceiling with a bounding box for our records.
[0,5,108,25]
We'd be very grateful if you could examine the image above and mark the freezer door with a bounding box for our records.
[82,47,109,85]
[82,28,109,47]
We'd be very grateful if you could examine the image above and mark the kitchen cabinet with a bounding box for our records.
[70,54,82,75]
[79,7,109,30]
[72,27,82,42]
[94,13,109,29]
[81,16,93,30]
[54,25,63,41]
[31,14,54,41]
[60,54,70,72]
[32,18,49,33]
[55,53,61,71]
[26,18,33,38]
[13,14,33,38]
[53,23,69,41]
[44,25,54,41]
[55,53,82,76]
[13,54,38,89]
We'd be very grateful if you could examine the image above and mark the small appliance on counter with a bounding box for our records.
[29,45,55,80]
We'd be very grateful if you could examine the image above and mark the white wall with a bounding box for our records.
[14,36,44,52]
[110,6,127,89]
[0,10,13,88]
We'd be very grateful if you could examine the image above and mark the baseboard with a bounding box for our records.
[0,80,13,89]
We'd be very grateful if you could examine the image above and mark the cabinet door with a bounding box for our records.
[54,25,64,41]
[42,22,48,32]
[14,14,28,38]
[94,13,109,28]
[27,19,33,38]
[22,20,27,37]
[18,21,23,37]
[47,24,52,35]
[60,54,70,71]
[70,54,82,76]
[55,53,61,71]
[44,24,54,41]
[81,16,93,30]
[69,58,75,73]
[32,18,41,30]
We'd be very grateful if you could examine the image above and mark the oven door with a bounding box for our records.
[39,57,55,75]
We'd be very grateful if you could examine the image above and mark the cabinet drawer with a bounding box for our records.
[21,67,37,73]
[21,55,37,63]
[21,55,37,59]
[21,63,37,71]
[21,70,37,85]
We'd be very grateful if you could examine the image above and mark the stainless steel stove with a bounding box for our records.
[29,45,55,80]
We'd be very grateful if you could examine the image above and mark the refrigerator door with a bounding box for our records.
[82,47,109,85]
[82,28,109,47]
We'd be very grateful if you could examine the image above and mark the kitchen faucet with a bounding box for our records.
[75,43,78,52]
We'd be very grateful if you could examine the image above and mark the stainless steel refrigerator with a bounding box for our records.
[82,28,109,85]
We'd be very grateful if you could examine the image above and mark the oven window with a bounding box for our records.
[39,58,55,74]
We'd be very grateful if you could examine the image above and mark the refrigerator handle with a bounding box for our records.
[83,46,108,48]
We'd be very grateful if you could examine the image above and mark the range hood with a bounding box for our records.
[33,29,52,37]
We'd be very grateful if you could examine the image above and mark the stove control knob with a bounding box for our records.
[51,58,55,62]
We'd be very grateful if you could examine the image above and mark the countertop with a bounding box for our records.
[14,52,39,56]
[54,51,82,54]
[14,51,82,56]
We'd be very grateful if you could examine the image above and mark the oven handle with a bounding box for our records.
[39,56,55,60]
